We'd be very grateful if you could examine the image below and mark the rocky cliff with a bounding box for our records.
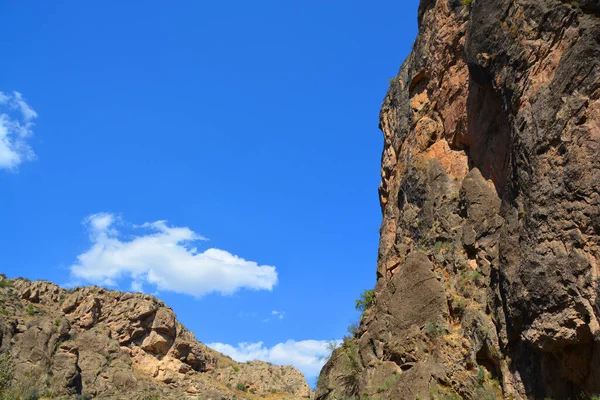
[0,277,311,399]
[316,0,600,399]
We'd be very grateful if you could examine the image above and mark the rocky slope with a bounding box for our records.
[316,0,600,399]
[0,276,311,399]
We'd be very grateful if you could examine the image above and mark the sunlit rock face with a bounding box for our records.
[316,1,600,399]
[0,278,311,399]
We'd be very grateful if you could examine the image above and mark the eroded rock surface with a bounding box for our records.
[0,278,310,399]
[316,0,600,399]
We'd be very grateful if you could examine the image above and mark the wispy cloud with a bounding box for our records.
[0,91,37,170]
[207,339,341,381]
[69,213,278,297]
[272,310,285,320]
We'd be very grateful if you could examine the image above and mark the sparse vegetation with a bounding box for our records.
[235,383,247,392]
[451,296,466,317]
[355,289,375,312]
[0,281,12,289]
[476,366,486,385]
[231,363,240,372]
[571,1,580,8]
[473,366,503,400]
[339,340,362,397]
[376,373,400,393]
[0,363,46,400]
[0,310,8,316]
[429,382,462,400]
[432,240,451,253]
[461,270,483,286]
[463,0,475,6]
[424,321,448,338]
[0,353,13,397]
[347,321,359,337]
[24,304,36,316]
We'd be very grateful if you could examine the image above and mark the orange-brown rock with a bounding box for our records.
[317,0,600,399]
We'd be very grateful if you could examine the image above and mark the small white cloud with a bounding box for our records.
[69,213,278,297]
[12,92,38,121]
[272,310,285,320]
[0,91,38,170]
[207,339,341,381]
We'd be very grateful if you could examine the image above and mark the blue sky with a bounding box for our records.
[0,0,418,384]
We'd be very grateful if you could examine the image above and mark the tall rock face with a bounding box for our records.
[316,0,600,399]
[0,278,311,399]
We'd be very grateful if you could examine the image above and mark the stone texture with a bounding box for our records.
[316,0,600,399]
[0,278,311,399]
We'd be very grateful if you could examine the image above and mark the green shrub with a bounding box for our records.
[476,366,486,385]
[0,310,8,316]
[451,296,466,317]
[340,340,361,396]
[270,388,277,393]
[462,0,474,6]
[355,289,375,312]
[0,353,13,395]
[24,304,36,316]
[424,321,448,338]
[0,281,12,289]
[461,270,483,286]
[376,373,400,393]
[235,383,247,392]
[571,1,580,7]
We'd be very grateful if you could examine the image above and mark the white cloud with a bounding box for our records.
[69,213,278,297]
[207,339,341,380]
[12,92,38,121]
[272,310,285,320]
[0,91,37,170]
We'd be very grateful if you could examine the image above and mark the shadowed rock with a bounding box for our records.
[317,0,600,398]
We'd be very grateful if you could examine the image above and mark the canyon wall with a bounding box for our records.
[316,0,600,398]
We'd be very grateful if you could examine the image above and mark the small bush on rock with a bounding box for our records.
[424,321,448,338]
[235,383,247,392]
[25,304,36,316]
[355,289,375,312]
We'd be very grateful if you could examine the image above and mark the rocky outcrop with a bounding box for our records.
[0,277,310,399]
[316,0,600,399]
[212,361,312,398]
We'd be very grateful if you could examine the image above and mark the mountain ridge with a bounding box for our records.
[0,275,311,399]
